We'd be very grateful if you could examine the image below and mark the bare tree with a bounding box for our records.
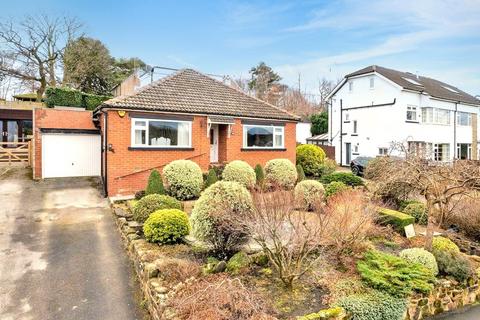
[366,142,480,250]
[0,15,82,100]
[244,190,330,289]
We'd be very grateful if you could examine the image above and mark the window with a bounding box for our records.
[353,144,359,153]
[378,147,388,155]
[457,112,472,126]
[369,77,375,89]
[353,120,358,134]
[457,143,471,160]
[433,143,450,162]
[131,118,192,147]
[421,107,451,125]
[243,125,284,149]
[402,77,422,86]
[349,81,353,92]
[345,113,350,121]
[406,105,417,121]
[408,141,427,157]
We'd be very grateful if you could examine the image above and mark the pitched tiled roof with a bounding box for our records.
[99,69,299,121]
[347,65,480,105]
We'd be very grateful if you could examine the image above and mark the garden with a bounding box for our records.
[111,144,480,320]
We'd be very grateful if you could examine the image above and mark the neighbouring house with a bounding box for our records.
[306,133,329,146]
[93,69,299,197]
[327,65,480,165]
[296,121,312,144]
[0,99,44,145]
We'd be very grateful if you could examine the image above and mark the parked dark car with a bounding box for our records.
[350,156,374,176]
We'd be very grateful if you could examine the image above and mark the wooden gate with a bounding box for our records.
[0,142,32,165]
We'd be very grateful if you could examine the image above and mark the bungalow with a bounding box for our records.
[92,69,299,197]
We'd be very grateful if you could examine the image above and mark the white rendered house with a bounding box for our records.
[327,65,480,165]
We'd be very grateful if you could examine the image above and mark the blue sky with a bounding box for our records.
[2,0,480,96]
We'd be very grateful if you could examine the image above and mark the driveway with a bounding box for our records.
[0,167,145,320]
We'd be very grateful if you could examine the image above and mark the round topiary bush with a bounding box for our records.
[222,160,256,189]
[325,181,349,198]
[294,180,325,210]
[296,144,326,176]
[432,236,460,254]
[163,160,204,200]
[133,194,182,222]
[143,209,190,244]
[400,248,439,276]
[264,158,297,189]
[190,181,253,258]
[403,202,427,225]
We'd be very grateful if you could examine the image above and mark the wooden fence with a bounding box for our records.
[0,142,32,165]
[319,145,336,160]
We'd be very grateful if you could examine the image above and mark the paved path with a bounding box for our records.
[430,305,480,319]
[0,167,146,320]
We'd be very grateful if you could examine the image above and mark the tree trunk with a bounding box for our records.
[37,77,47,102]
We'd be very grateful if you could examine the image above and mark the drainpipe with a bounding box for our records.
[454,102,457,160]
[339,99,343,165]
[102,110,109,197]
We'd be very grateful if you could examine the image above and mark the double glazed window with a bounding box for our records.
[457,112,472,126]
[243,124,284,148]
[406,105,417,121]
[421,107,451,125]
[131,118,192,147]
[428,143,450,162]
[457,143,471,160]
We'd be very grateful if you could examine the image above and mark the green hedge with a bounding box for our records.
[45,87,111,110]
[377,208,415,231]
[320,172,364,187]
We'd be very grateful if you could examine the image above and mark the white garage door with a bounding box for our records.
[42,133,101,178]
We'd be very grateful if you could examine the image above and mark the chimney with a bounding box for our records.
[415,71,419,80]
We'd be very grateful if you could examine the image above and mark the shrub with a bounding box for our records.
[435,250,473,282]
[264,159,297,189]
[134,190,145,200]
[190,181,253,258]
[226,251,250,274]
[318,158,337,177]
[321,172,364,187]
[168,274,272,319]
[400,248,438,276]
[133,194,182,222]
[163,160,203,200]
[45,86,110,110]
[448,197,480,241]
[325,181,349,198]
[298,307,344,320]
[145,169,165,195]
[398,199,422,211]
[296,164,306,182]
[254,164,265,185]
[143,209,190,244]
[377,208,415,231]
[357,250,435,297]
[222,160,256,189]
[204,168,218,188]
[294,180,325,211]
[326,190,375,255]
[338,290,407,320]
[432,236,460,254]
[403,203,427,225]
[296,144,326,176]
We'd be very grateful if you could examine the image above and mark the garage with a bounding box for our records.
[41,129,101,178]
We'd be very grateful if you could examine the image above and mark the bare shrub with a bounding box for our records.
[169,274,274,320]
[155,257,201,285]
[325,190,376,256]
[244,190,330,288]
[448,195,480,241]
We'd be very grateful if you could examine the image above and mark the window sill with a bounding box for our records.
[352,152,360,155]
[351,134,358,136]
[241,148,287,151]
[341,133,348,136]
[343,121,351,123]
[405,120,419,123]
[128,147,194,151]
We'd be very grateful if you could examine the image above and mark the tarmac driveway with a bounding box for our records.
[0,167,145,320]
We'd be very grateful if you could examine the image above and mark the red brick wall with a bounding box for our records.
[105,111,210,196]
[104,111,297,197]
[33,108,97,179]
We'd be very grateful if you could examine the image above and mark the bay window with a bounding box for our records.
[421,107,451,125]
[131,118,192,148]
[243,124,284,148]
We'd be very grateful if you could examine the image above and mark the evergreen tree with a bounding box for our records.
[145,169,165,195]
[205,169,218,188]
[296,164,305,182]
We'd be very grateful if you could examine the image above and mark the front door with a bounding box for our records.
[210,124,219,163]
[345,142,351,165]
[1,120,19,146]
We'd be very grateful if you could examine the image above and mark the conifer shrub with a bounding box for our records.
[143,209,190,244]
[133,194,182,222]
[325,181,350,198]
[254,164,265,185]
[400,248,438,276]
[145,169,165,195]
[338,290,407,320]
[205,168,218,188]
[403,203,427,225]
[320,172,364,187]
[296,164,306,182]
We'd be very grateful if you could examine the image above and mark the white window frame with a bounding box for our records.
[421,107,451,125]
[130,117,192,148]
[456,143,472,160]
[243,124,284,149]
[406,105,418,122]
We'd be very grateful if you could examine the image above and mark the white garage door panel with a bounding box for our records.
[42,134,101,178]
